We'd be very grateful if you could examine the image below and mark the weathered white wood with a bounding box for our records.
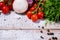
[0,30,60,40]
[0,11,60,40]
[0,11,60,29]
[0,30,40,40]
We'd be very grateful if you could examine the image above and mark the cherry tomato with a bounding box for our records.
[8,4,12,10]
[38,12,44,19]
[2,6,10,14]
[38,7,42,11]
[8,3,13,10]
[0,2,5,9]
[4,0,8,3]
[30,3,37,11]
[33,3,37,7]
[27,11,32,19]
[11,0,14,3]
[8,0,14,10]
[31,14,38,22]
[30,6,35,11]
[35,0,38,2]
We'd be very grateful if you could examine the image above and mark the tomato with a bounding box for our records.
[33,3,37,7]
[2,6,10,14]
[35,0,38,2]
[8,0,14,10]
[11,0,14,3]
[30,6,35,11]
[30,3,37,11]
[0,2,5,9]
[27,11,32,19]
[38,12,44,19]
[8,4,12,10]
[38,7,42,11]
[4,0,8,3]
[31,14,38,22]
[8,3,13,10]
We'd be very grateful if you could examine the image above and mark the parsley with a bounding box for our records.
[43,0,60,22]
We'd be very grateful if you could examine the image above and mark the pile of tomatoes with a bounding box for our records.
[26,3,44,22]
[0,0,14,14]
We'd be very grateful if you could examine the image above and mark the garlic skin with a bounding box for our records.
[13,0,28,13]
[0,0,4,2]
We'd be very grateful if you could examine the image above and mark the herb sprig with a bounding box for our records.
[43,0,60,22]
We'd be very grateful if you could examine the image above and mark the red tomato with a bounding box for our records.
[33,3,37,7]
[31,14,38,22]
[38,7,42,11]
[8,3,13,10]
[0,2,5,9]
[2,6,10,14]
[35,0,38,2]
[27,11,32,19]
[8,0,14,10]
[4,0,8,3]
[38,12,44,19]
[11,0,14,3]
[30,6,35,11]
[8,4,12,10]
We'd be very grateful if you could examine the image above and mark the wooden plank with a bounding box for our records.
[0,30,60,40]
[0,28,60,30]
[0,11,60,29]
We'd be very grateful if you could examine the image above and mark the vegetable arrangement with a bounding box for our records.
[0,0,14,14]
[26,0,44,22]
[0,0,60,22]
[27,0,60,22]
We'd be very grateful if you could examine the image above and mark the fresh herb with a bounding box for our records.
[43,0,60,22]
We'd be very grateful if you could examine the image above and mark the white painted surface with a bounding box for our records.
[0,11,44,29]
[0,11,60,29]
[0,30,40,40]
[0,11,60,40]
[0,30,60,40]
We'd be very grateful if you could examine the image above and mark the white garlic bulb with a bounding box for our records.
[0,0,4,2]
[13,0,28,13]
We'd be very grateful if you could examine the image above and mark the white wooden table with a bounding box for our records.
[0,11,60,40]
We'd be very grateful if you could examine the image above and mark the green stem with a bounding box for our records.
[33,0,41,14]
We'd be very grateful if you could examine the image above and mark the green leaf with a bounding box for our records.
[43,0,60,22]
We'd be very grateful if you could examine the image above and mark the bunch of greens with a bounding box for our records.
[43,0,60,22]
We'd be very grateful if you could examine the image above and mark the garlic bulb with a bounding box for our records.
[13,0,28,13]
[0,0,4,2]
